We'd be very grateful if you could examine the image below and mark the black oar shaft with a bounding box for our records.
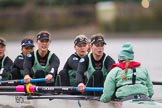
[27,95,99,100]
[0,92,26,95]
[0,80,21,85]
[35,86,76,93]
[0,81,162,93]
[152,81,162,85]
[0,86,16,91]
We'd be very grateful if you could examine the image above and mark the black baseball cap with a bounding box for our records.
[74,35,88,46]
[37,31,51,41]
[91,35,106,45]
[0,38,6,46]
[21,39,34,47]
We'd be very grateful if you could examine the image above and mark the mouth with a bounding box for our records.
[98,51,102,53]
[81,51,86,53]
[41,46,47,49]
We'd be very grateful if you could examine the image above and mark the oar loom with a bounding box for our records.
[0,84,103,93]
[0,78,161,85]
[0,78,162,94]
[0,78,46,85]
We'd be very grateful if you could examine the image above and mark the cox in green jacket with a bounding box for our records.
[100,42,154,102]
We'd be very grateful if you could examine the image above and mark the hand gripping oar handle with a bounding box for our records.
[20,78,46,84]
[0,78,46,85]
[79,87,103,92]
[33,86,103,93]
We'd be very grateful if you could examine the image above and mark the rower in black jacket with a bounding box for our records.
[76,33,115,96]
[57,34,89,90]
[23,31,60,86]
[0,37,13,81]
[12,37,35,80]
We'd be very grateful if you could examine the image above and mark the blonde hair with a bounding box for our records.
[124,58,130,73]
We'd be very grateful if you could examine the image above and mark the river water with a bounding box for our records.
[6,37,162,100]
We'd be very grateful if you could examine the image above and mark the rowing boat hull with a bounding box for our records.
[123,100,162,108]
[0,95,115,108]
[0,95,162,108]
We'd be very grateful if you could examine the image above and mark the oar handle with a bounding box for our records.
[20,78,46,84]
[85,87,103,92]
[0,78,46,85]
[75,87,103,92]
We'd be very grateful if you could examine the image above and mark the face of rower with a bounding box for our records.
[0,44,5,59]
[91,42,105,56]
[36,39,51,52]
[74,43,88,57]
[22,46,34,56]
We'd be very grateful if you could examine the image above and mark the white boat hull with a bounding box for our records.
[0,95,115,108]
[0,95,162,108]
[123,100,162,108]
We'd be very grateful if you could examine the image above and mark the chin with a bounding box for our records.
[41,48,47,51]
[97,53,103,56]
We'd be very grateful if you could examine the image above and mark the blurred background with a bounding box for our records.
[0,0,162,40]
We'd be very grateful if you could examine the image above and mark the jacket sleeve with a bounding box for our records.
[76,56,89,85]
[3,57,13,80]
[100,68,116,103]
[67,55,80,71]
[11,56,23,79]
[23,53,34,76]
[48,53,60,78]
[63,54,77,70]
[145,68,154,97]
[105,55,115,72]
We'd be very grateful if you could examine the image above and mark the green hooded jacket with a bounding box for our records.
[100,65,154,103]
